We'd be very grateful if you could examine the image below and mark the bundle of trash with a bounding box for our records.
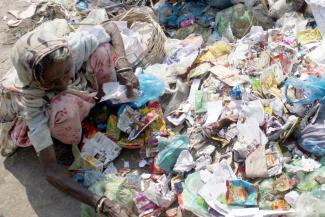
[9,0,325,216]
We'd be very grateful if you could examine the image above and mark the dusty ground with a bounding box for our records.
[0,0,80,216]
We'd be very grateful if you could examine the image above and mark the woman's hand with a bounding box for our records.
[117,69,140,98]
[102,22,140,98]
[102,199,136,217]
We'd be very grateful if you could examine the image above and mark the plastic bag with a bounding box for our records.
[155,135,189,172]
[284,77,325,105]
[297,28,322,45]
[226,180,258,207]
[157,1,215,28]
[131,74,165,108]
[259,179,275,209]
[181,172,210,217]
[206,0,234,9]
[173,150,195,173]
[297,166,325,192]
[295,189,325,217]
[195,41,231,64]
[216,4,254,39]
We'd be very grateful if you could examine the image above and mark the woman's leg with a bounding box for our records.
[0,90,20,156]
[9,117,32,148]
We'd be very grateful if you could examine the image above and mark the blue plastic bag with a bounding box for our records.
[157,1,214,27]
[156,135,189,172]
[284,77,325,105]
[131,74,165,108]
[206,0,234,9]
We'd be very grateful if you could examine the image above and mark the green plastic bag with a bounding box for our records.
[297,166,325,192]
[216,4,254,39]
[182,172,210,217]
[195,90,208,114]
[156,135,189,172]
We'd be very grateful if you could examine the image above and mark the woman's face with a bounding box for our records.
[41,56,73,92]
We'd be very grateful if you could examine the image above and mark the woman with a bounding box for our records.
[0,19,138,216]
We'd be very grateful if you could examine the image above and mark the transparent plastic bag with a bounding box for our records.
[182,172,210,217]
[216,4,254,39]
[295,187,325,217]
[297,166,325,192]
[284,77,325,105]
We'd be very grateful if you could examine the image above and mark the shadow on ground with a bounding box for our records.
[0,144,141,217]
[1,147,80,217]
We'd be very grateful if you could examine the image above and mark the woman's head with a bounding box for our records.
[11,29,70,90]
[34,47,72,91]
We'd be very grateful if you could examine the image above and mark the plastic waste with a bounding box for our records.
[259,178,275,209]
[299,104,325,156]
[75,0,89,12]
[195,155,212,171]
[297,29,322,45]
[252,4,274,30]
[268,0,293,19]
[284,76,325,105]
[245,144,268,178]
[130,74,165,108]
[195,41,231,64]
[156,135,189,172]
[306,0,325,37]
[205,0,234,9]
[216,4,254,39]
[144,179,176,208]
[181,172,210,217]
[226,180,258,207]
[295,191,325,217]
[157,1,215,28]
[199,160,237,215]
[74,169,106,188]
[284,191,300,208]
[173,150,195,173]
[297,166,325,192]
[285,156,321,173]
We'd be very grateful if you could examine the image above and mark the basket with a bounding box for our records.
[112,6,167,68]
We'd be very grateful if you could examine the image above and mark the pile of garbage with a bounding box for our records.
[6,0,325,216]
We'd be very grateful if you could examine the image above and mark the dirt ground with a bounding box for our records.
[0,0,80,216]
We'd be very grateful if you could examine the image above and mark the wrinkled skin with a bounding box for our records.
[40,56,72,92]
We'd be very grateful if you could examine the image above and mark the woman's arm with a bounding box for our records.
[39,146,99,206]
[39,145,133,217]
[102,22,130,69]
[102,22,139,96]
